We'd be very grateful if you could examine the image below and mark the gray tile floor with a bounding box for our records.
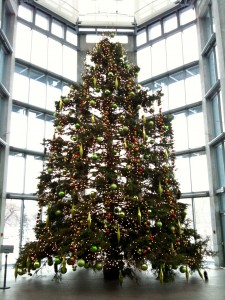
[0,264,225,300]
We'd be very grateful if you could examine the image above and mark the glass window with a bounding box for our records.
[62,82,71,97]
[136,29,147,46]
[6,152,25,193]
[18,4,33,22]
[175,154,191,193]
[187,106,205,148]
[15,22,32,61]
[168,73,185,109]
[48,38,63,75]
[46,76,61,111]
[207,47,218,88]
[211,93,223,138]
[137,46,151,82]
[30,30,48,69]
[172,112,188,151]
[62,45,77,80]
[166,32,183,70]
[215,143,225,188]
[22,200,38,246]
[148,21,161,40]
[179,7,196,25]
[182,25,198,64]
[3,199,22,264]
[45,115,55,140]
[185,67,201,104]
[163,13,177,33]
[29,69,46,108]
[12,64,29,102]
[26,110,45,152]
[194,197,213,251]
[190,152,208,192]
[35,10,50,31]
[52,19,64,38]
[24,156,43,194]
[66,27,77,45]
[172,107,205,151]
[151,40,166,76]
[10,105,27,148]
[203,7,215,43]
[0,96,6,140]
[175,152,208,193]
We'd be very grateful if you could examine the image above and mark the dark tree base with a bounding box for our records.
[103,266,119,280]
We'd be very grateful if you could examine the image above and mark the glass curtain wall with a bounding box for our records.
[4,2,78,264]
[197,0,225,265]
[136,5,214,261]
[0,0,17,267]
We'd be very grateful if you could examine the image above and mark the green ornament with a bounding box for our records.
[149,120,154,127]
[92,153,98,160]
[90,245,98,252]
[58,191,65,198]
[75,123,80,129]
[96,137,104,143]
[110,183,117,190]
[77,259,85,267]
[90,191,96,198]
[108,71,114,77]
[141,263,148,271]
[156,221,162,228]
[47,168,53,174]
[90,100,96,106]
[111,103,118,109]
[84,262,90,269]
[179,266,187,273]
[105,89,111,95]
[61,267,67,274]
[54,257,62,265]
[95,262,103,271]
[34,260,40,269]
[55,210,62,216]
[119,211,125,218]
[170,226,176,233]
[122,126,129,133]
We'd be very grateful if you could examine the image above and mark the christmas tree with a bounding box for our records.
[15,36,209,283]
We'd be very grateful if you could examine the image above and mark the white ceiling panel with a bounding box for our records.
[35,0,179,26]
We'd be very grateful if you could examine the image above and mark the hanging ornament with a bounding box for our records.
[123,138,127,149]
[117,224,121,244]
[185,265,189,280]
[158,181,163,197]
[93,76,97,88]
[115,77,119,90]
[79,144,83,157]
[142,115,146,124]
[59,98,63,110]
[159,264,164,284]
[143,127,146,142]
[87,212,92,229]
[91,114,95,124]
[138,207,141,225]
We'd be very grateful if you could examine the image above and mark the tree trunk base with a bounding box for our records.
[103,266,119,280]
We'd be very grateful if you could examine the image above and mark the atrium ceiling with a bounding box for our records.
[35,0,181,26]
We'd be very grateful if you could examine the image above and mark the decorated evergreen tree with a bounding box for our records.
[15,36,209,283]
